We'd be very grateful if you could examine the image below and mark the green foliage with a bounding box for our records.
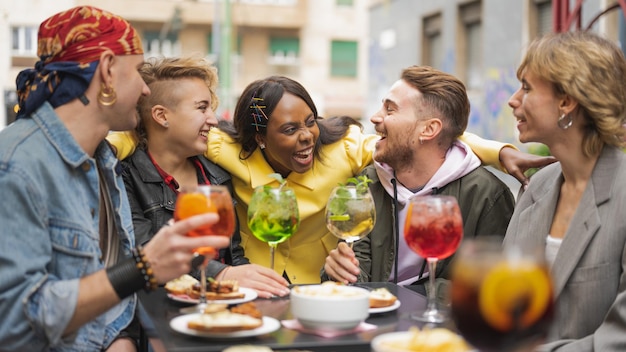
[268,173,286,185]
[328,175,372,220]
[527,144,551,156]
[343,175,373,194]
[525,143,551,178]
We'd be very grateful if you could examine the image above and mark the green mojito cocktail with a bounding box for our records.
[248,184,299,270]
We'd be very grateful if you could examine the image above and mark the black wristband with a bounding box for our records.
[106,257,145,299]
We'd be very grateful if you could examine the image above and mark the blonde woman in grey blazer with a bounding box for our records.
[504,31,626,351]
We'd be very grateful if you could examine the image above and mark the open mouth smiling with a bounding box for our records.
[294,147,313,160]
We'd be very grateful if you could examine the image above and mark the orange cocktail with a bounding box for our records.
[174,185,235,258]
[174,185,235,311]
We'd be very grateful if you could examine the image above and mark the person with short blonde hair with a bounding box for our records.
[122,56,290,298]
[505,31,626,350]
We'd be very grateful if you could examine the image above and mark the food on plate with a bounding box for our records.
[202,303,229,314]
[164,274,198,296]
[230,302,263,319]
[165,275,245,300]
[186,310,263,333]
[369,287,397,308]
[190,279,245,299]
[201,302,263,319]
[222,346,273,352]
[376,327,472,352]
[291,281,366,297]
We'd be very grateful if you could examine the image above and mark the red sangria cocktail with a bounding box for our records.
[404,195,463,323]
[450,239,554,352]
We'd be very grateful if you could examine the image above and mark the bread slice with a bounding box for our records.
[187,311,263,333]
[165,274,198,296]
[202,303,229,314]
[166,275,246,300]
[378,327,472,351]
[189,280,246,300]
[369,287,397,308]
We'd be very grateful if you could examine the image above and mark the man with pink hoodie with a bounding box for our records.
[321,65,515,292]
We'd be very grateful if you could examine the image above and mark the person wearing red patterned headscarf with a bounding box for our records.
[0,6,229,351]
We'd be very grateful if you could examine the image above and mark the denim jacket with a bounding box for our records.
[0,102,136,351]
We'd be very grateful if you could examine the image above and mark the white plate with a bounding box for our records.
[371,331,475,352]
[167,287,258,305]
[369,299,401,314]
[170,314,280,339]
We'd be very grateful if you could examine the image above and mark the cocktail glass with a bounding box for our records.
[175,185,235,313]
[404,195,463,323]
[248,185,300,270]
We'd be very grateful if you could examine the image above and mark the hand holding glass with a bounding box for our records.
[325,185,376,248]
[404,195,463,323]
[248,185,300,270]
[450,238,554,352]
[174,185,235,313]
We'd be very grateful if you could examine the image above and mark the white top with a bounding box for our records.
[545,234,563,269]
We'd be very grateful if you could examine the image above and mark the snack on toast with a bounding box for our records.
[202,303,229,314]
[190,279,246,300]
[222,345,273,352]
[164,274,198,296]
[165,275,246,300]
[369,287,398,308]
[378,327,472,352]
[230,302,263,319]
[187,310,263,333]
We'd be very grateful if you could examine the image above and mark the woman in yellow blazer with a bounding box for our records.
[109,75,554,285]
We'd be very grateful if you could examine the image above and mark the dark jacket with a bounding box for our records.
[121,148,249,278]
[321,164,515,284]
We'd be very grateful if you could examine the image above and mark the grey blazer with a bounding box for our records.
[504,146,626,352]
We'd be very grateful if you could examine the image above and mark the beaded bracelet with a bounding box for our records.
[106,245,158,299]
[132,245,158,292]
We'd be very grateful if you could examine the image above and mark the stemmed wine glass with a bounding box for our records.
[404,195,463,323]
[325,185,376,249]
[174,185,236,313]
[247,184,300,271]
[450,238,554,352]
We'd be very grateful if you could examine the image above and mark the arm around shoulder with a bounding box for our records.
[106,131,138,159]
[459,131,515,172]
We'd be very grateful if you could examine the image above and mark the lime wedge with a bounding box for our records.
[329,214,350,221]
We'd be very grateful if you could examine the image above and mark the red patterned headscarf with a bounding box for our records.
[16,6,144,119]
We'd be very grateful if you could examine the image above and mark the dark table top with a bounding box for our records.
[138,282,429,352]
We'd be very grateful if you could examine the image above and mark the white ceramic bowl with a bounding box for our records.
[290,282,370,330]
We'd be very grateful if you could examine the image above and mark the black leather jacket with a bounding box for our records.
[121,148,249,278]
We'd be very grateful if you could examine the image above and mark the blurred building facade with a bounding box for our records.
[366,0,626,147]
[2,0,625,147]
[1,0,369,128]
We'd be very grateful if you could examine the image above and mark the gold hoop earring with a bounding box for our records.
[98,83,117,106]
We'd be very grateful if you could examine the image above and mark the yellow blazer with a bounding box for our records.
[106,128,510,284]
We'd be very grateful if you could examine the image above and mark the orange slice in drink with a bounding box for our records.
[478,260,551,332]
[175,193,217,220]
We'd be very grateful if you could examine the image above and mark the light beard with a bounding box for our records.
[374,144,415,173]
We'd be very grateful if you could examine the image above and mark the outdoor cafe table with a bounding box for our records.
[138,282,429,352]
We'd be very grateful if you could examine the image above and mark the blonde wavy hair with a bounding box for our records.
[517,31,626,157]
[135,56,219,148]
